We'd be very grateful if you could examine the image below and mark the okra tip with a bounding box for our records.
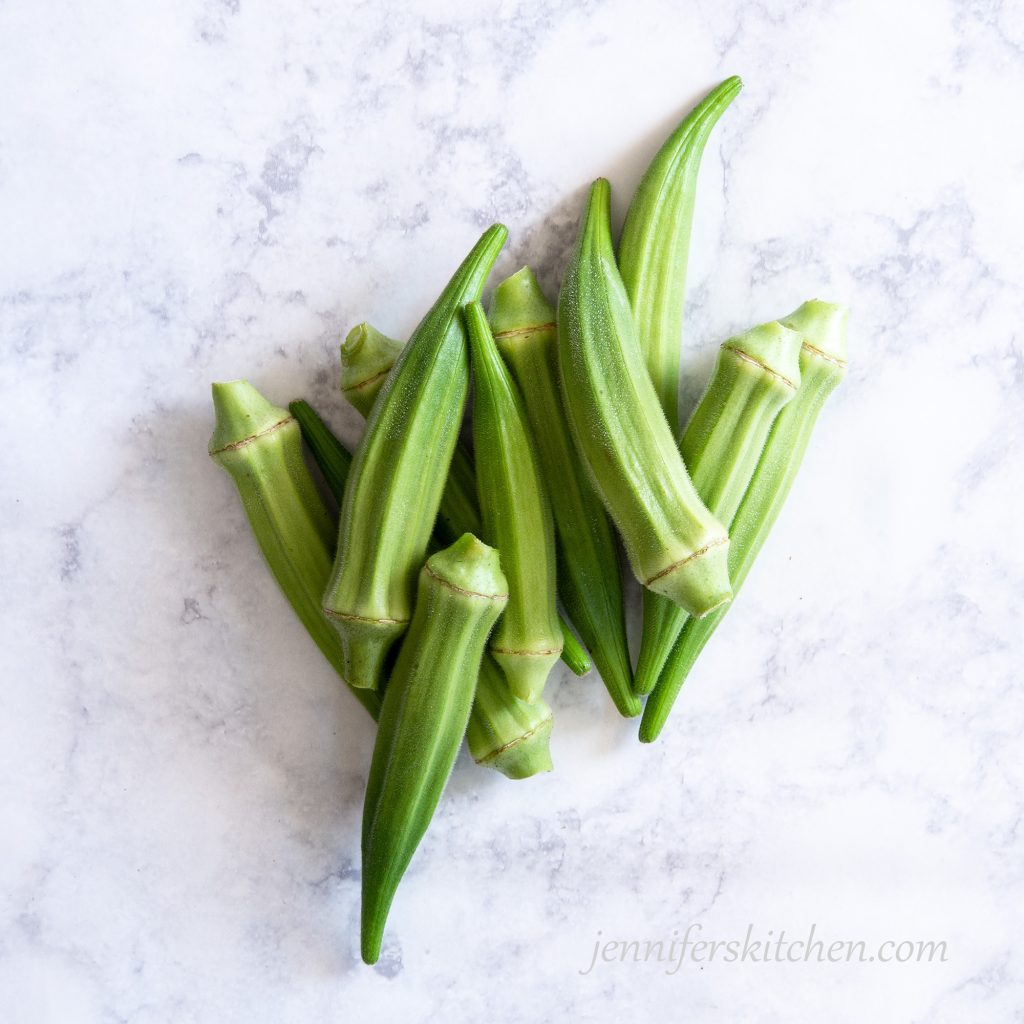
[209,379,291,456]
[489,266,555,336]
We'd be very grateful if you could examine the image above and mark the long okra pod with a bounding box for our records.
[618,76,742,435]
[361,534,508,964]
[557,178,731,617]
[290,398,554,778]
[465,300,562,703]
[466,655,554,779]
[339,319,592,678]
[323,224,507,690]
[632,322,803,695]
[489,267,639,717]
[209,382,380,719]
[640,301,849,741]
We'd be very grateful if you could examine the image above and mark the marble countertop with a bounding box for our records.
[3,0,1022,1020]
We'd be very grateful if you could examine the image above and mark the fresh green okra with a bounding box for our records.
[557,178,731,617]
[640,301,849,741]
[209,382,380,719]
[466,655,554,779]
[465,300,562,703]
[339,319,592,679]
[632,321,803,695]
[489,267,640,717]
[291,397,554,779]
[361,534,508,964]
[618,76,742,435]
[322,224,507,691]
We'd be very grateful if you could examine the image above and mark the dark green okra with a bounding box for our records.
[209,382,380,719]
[465,300,562,703]
[290,398,554,779]
[339,319,592,678]
[618,76,742,435]
[641,301,849,741]
[632,322,803,695]
[557,178,731,617]
[322,224,507,690]
[489,267,639,717]
[361,534,508,965]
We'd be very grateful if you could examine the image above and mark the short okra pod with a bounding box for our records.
[466,655,554,779]
[361,534,508,964]
[640,301,849,741]
[339,318,592,678]
[323,224,507,691]
[557,178,731,617]
[632,321,803,695]
[465,300,562,703]
[209,382,380,720]
[489,267,639,717]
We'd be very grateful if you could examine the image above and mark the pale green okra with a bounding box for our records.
[291,397,554,780]
[489,267,639,717]
[208,381,380,720]
[361,534,508,965]
[641,300,849,741]
[339,318,592,678]
[465,299,562,703]
[322,224,507,691]
[557,178,731,617]
[632,321,803,695]
[618,75,742,435]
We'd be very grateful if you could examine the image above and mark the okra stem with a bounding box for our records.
[489,267,639,717]
[465,300,563,703]
[209,382,380,719]
[557,178,732,617]
[632,321,803,695]
[323,224,507,691]
[618,76,742,434]
[640,301,849,741]
[361,534,508,964]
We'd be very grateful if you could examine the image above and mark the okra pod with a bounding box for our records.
[489,267,639,717]
[618,76,742,435]
[466,655,554,779]
[323,224,507,690]
[361,534,508,964]
[640,300,849,741]
[465,300,562,703]
[209,382,380,719]
[291,397,555,779]
[557,178,731,617]
[339,319,592,678]
[632,321,803,695]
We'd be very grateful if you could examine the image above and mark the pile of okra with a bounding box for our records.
[209,77,849,964]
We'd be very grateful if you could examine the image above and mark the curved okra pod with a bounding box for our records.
[489,267,639,717]
[465,300,562,703]
[466,655,554,779]
[322,224,507,690]
[618,76,742,435]
[209,382,380,719]
[291,397,555,778]
[632,322,803,695]
[641,301,849,741]
[557,178,731,617]
[339,319,592,678]
[361,534,508,964]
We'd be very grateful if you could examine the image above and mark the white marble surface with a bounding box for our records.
[3,0,1023,1020]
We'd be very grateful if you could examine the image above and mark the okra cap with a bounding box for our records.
[209,380,292,456]
[489,266,555,337]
